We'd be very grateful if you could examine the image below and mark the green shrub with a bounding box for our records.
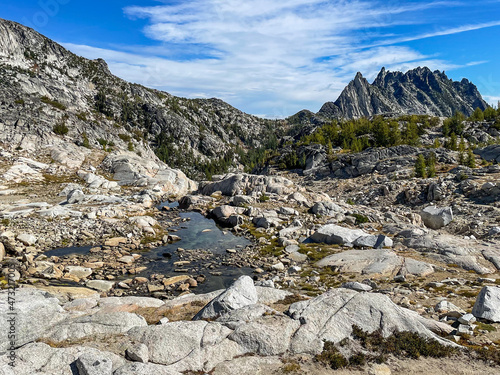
[41,96,66,110]
[469,107,484,121]
[315,341,349,370]
[53,122,69,135]
[484,106,497,121]
[76,112,87,121]
[426,152,436,178]
[82,132,90,148]
[128,141,134,151]
[352,213,369,224]
[97,138,108,147]
[259,194,270,202]
[119,133,131,142]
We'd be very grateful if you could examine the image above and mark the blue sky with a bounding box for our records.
[1,0,500,118]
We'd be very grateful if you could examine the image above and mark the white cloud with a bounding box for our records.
[62,0,499,117]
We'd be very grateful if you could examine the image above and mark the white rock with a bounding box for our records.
[76,351,113,375]
[86,280,115,292]
[43,312,147,343]
[126,343,149,363]
[0,289,65,351]
[472,286,500,322]
[193,276,258,320]
[66,266,93,279]
[310,224,368,245]
[287,288,453,355]
[459,313,477,325]
[353,234,393,248]
[17,233,37,246]
[67,189,85,204]
[271,262,285,271]
[341,281,372,292]
[420,206,453,229]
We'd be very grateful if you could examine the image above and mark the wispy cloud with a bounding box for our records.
[374,20,500,46]
[61,0,500,117]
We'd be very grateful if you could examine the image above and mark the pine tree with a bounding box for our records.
[446,133,458,150]
[426,152,436,178]
[470,107,484,122]
[484,106,497,121]
[459,137,466,153]
[467,149,476,168]
[415,154,427,178]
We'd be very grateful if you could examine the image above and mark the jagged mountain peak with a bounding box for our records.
[317,66,488,120]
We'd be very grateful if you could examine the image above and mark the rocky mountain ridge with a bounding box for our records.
[299,67,488,122]
[0,18,278,178]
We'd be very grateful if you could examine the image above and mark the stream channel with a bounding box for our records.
[45,201,254,294]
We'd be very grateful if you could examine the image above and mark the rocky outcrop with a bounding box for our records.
[317,67,488,119]
[474,144,500,163]
[0,288,66,352]
[286,288,452,354]
[101,153,197,196]
[329,145,454,179]
[310,224,393,248]
[200,173,295,196]
[0,18,276,177]
[316,249,434,277]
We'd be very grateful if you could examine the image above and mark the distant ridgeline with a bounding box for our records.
[0,16,494,178]
[0,18,282,179]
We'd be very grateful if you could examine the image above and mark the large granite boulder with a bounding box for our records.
[472,286,500,322]
[474,144,500,163]
[309,224,368,245]
[310,201,344,216]
[286,288,453,355]
[193,276,258,320]
[420,206,453,229]
[101,153,197,196]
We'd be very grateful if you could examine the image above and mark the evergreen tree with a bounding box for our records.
[415,154,427,178]
[426,152,436,178]
[443,111,465,136]
[484,106,497,121]
[458,136,466,164]
[388,121,401,146]
[433,139,441,148]
[466,149,476,168]
[446,133,458,150]
[470,107,484,122]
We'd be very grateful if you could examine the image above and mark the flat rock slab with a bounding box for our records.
[86,280,115,292]
[0,289,66,351]
[404,233,497,274]
[310,224,368,245]
[128,320,242,372]
[316,249,434,277]
[0,343,125,375]
[42,312,147,343]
